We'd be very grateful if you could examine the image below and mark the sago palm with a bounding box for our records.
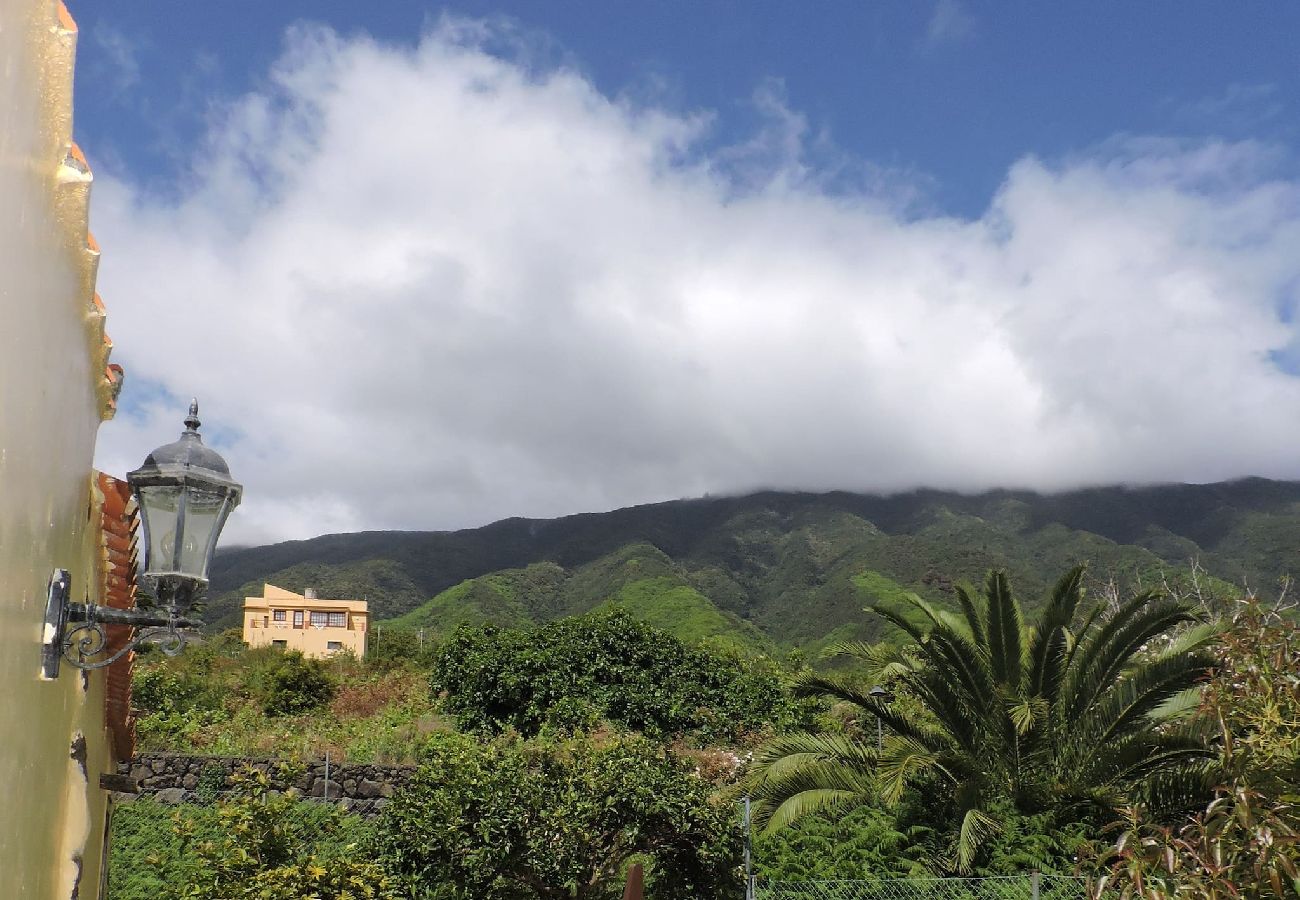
[747,566,1217,871]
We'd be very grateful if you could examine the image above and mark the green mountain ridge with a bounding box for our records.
[206,479,1300,649]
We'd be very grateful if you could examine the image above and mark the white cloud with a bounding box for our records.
[90,21,1300,545]
[90,23,141,97]
[924,0,977,49]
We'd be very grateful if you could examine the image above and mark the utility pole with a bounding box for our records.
[741,796,754,900]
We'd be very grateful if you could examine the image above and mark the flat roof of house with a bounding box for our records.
[244,583,368,612]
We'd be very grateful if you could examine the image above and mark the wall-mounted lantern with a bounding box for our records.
[41,400,242,679]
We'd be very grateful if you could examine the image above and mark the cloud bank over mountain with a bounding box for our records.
[90,21,1300,544]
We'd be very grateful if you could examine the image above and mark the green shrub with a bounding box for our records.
[250,650,336,717]
[374,732,739,899]
[166,767,396,900]
[430,609,811,743]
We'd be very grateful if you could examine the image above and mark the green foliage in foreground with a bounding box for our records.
[374,732,739,900]
[430,608,811,743]
[753,802,1098,881]
[1094,598,1300,897]
[107,776,386,900]
[748,567,1217,872]
[170,768,396,900]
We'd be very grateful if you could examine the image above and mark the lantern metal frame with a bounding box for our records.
[39,400,241,680]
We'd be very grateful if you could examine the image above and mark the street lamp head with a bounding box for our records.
[127,399,243,614]
[40,401,245,679]
[868,685,893,701]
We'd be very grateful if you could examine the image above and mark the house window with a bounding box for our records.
[272,640,287,649]
[293,610,304,628]
[273,610,286,622]
[310,611,329,627]
[248,617,256,629]
[263,616,269,627]
[328,612,346,628]
[326,641,342,651]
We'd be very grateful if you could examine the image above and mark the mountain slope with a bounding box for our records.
[206,479,1300,647]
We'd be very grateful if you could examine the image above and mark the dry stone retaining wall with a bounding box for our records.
[117,752,415,815]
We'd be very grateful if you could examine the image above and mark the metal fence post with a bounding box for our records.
[742,796,754,900]
[324,750,331,801]
[1031,870,1041,900]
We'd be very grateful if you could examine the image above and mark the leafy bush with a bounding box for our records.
[364,627,437,671]
[1093,596,1300,896]
[168,767,396,900]
[107,774,388,900]
[250,650,336,717]
[430,609,810,743]
[132,658,231,750]
[754,805,933,880]
[374,731,739,899]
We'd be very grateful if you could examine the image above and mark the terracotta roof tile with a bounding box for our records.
[57,1,77,33]
[97,473,138,763]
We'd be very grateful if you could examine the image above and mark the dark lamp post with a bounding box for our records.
[40,400,242,679]
[869,684,893,753]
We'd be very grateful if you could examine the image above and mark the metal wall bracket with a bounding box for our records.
[39,568,203,680]
[40,568,72,680]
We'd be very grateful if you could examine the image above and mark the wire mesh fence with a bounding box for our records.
[754,875,1098,900]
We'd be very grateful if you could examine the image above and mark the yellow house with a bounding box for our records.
[244,585,369,658]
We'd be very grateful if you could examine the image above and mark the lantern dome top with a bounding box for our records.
[133,399,232,478]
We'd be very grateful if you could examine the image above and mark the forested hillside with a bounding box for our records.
[206,478,1300,647]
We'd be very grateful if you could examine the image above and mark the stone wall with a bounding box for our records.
[117,752,416,815]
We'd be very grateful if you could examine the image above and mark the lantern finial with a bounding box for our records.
[184,399,201,433]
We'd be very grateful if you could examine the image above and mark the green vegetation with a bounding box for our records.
[251,650,336,717]
[132,637,440,762]
[1093,597,1300,896]
[375,732,737,899]
[117,549,1300,898]
[747,567,1217,872]
[107,772,387,900]
[430,608,809,743]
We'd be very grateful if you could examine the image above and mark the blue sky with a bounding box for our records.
[75,3,1300,216]
[72,2,1300,543]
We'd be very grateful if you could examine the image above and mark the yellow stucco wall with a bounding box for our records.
[244,584,370,658]
[0,2,120,897]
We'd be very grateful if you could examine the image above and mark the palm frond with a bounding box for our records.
[819,640,918,682]
[1153,621,1219,660]
[876,734,950,806]
[1149,686,1203,721]
[954,584,987,648]
[1073,649,1216,750]
[984,571,1026,690]
[954,807,1002,873]
[761,789,867,833]
[792,674,953,752]
[1027,564,1086,702]
[1062,594,1197,720]
[748,731,877,771]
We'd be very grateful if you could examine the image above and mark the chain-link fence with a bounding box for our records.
[754,875,1097,900]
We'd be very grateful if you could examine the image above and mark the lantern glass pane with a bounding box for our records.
[140,485,181,575]
[178,488,228,579]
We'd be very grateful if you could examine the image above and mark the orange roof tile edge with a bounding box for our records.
[57,1,77,32]
[97,472,138,763]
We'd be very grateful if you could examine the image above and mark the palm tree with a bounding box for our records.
[746,566,1216,871]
